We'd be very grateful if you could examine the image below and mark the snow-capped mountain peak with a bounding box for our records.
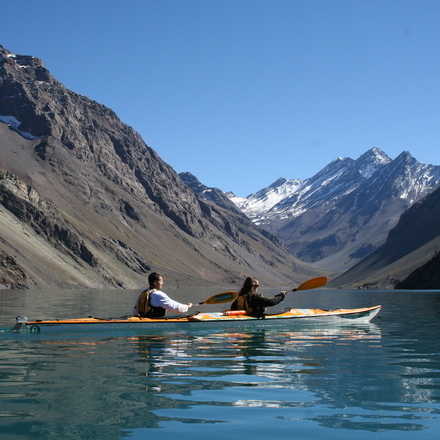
[226,148,440,265]
[394,150,416,165]
[229,177,303,218]
[355,147,391,178]
[227,192,248,209]
[365,147,391,163]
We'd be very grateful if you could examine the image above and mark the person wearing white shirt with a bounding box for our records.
[133,272,193,318]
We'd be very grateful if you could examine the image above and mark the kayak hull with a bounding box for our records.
[15,305,381,334]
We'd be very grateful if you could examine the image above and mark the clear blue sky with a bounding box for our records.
[2,0,440,196]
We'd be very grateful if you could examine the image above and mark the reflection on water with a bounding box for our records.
[1,290,440,439]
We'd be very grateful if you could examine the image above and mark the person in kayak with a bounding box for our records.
[230,277,286,318]
[133,272,193,318]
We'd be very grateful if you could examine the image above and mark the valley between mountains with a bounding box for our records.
[1,43,439,290]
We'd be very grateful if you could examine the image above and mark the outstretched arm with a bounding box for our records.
[150,291,192,313]
[255,292,286,308]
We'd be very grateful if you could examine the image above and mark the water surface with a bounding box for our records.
[1,288,440,439]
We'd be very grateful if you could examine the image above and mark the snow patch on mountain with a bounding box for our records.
[228,147,439,230]
[226,192,248,209]
[394,161,440,202]
[356,147,392,178]
[228,178,303,219]
[0,115,40,140]
[0,115,20,127]
[224,146,440,271]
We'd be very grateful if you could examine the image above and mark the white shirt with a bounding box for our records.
[133,289,189,315]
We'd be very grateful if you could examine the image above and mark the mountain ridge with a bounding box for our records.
[0,44,318,288]
[227,147,440,272]
[332,184,440,288]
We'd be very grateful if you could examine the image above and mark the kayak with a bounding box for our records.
[13,305,381,333]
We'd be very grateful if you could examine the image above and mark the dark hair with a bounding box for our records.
[148,272,163,288]
[239,277,259,296]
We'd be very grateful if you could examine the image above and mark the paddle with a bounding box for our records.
[199,276,328,305]
[291,276,328,292]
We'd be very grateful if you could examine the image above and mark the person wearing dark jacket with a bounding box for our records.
[230,277,286,317]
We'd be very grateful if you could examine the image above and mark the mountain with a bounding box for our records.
[332,185,440,288]
[179,172,244,215]
[0,44,318,289]
[394,252,440,290]
[232,148,391,225]
[228,148,440,272]
[228,177,304,222]
[179,172,284,247]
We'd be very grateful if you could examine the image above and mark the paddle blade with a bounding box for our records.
[295,276,328,291]
[199,291,239,305]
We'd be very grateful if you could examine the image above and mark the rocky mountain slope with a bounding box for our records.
[0,44,317,289]
[179,172,245,215]
[394,252,440,290]
[179,172,284,247]
[229,148,440,273]
[332,185,440,288]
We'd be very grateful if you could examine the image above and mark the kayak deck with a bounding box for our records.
[191,305,381,322]
[15,305,381,332]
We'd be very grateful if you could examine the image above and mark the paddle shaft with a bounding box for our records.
[199,276,328,305]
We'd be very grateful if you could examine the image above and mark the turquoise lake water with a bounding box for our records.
[1,288,440,439]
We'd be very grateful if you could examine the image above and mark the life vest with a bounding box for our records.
[231,293,280,318]
[135,289,166,318]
